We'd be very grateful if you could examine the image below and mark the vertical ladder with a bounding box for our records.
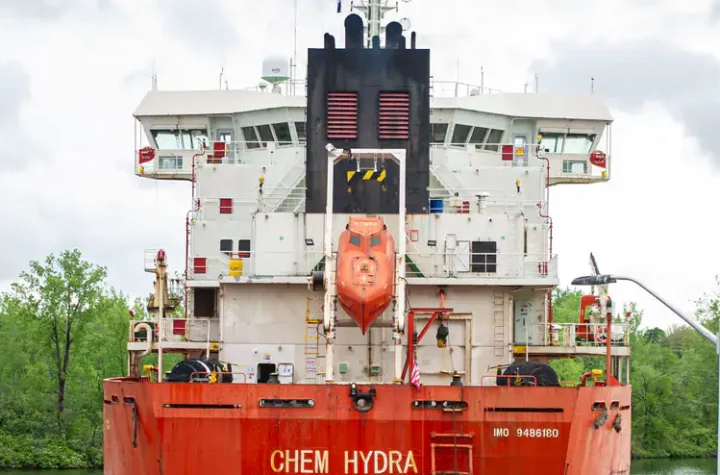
[492,291,506,360]
[305,298,324,383]
[430,432,474,475]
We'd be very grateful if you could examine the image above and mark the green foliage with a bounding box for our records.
[0,250,135,469]
[549,285,720,459]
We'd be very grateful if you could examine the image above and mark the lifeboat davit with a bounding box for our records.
[336,217,396,334]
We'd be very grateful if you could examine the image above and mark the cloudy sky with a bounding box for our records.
[1,0,719,331]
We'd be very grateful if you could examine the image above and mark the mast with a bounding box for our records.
[352,0,402,47]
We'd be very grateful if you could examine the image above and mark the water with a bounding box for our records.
[632,459,716,474]
[1,460,715,474]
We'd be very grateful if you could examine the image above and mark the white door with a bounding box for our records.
[513,300,535,344]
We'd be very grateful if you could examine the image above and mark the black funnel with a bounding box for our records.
[345,14,364,49]
[385,21,403,49]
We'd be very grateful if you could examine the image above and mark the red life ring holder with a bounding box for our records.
[595,326,607,344]
[138,146,156,164]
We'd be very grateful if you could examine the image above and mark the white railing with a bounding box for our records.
[426,188,539,214]
[405,251,557,279]
[189,250,557,281]
[128,318,212,345]
[533,322,631,348]
[237,78,504,99]
[135,140,302,178]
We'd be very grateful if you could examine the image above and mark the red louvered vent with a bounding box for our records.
[327,92,358,140]
[193,257,207,274]
[378,92,410,140]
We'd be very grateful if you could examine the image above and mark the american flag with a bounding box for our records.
[410,357,421,391]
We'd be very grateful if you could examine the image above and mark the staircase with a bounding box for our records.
[430,163,464,196]
[261,162,306,212]
[304,297,324,383]
[492,291,506,360]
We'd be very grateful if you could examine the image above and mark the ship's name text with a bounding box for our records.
[492,427,559,438]
[270,449,418,474]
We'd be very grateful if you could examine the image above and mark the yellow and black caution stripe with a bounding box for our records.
[346,169,387,183]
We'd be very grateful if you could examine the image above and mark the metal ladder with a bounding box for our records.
[430,432,474,475]
[493,291,506,360]
[304,298,324,383]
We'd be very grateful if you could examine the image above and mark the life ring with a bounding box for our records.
[595,326,607,344]
[138,146,156,164]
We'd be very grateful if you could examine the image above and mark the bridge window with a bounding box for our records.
[468,126,489,149]
[370,235,382,247]
[483,129,504,151]
[564,134,596,154]
[257,125,274,147]
[431,123,448,143]
[188,129,208,150]
[295,122,306,142]
[540,133,563,153]
[540,132,596,154]
[451,124,471,146]
[349,234,361,246]
[272,123,292,145]
[242,126,260,149]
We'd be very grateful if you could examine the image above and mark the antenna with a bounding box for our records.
[292,0,298,95]
[535,73,539,93]
[151,57,158,91]
[591,77,595,93]
[352,0,407,47]
[219,67,224,90]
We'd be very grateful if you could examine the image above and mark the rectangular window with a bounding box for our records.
[484,129,504,151]
[451,124,471,146]
[219,198,233,214]
[257,124,274,147]
[238,239,251,258]
[430,123,448,143]
[378,91,410,140]
[327,91,358,140]
[242,126,260,149]
[471,241,497,273]
[272,122,292,144]
[468,126,489,149]
[220,239,233,252]
[193,257,207,274]
[295,122,306,142]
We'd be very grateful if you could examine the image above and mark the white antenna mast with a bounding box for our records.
[352,0,407,47]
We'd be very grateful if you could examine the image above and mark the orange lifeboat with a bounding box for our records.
[336,217,396,334]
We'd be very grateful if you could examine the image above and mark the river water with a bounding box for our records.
[1,459,715,474]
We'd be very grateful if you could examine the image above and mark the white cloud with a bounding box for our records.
[0,0,718,334]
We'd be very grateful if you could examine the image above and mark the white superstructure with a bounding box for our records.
[129,1,628,387]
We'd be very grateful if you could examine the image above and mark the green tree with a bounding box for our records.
[10,250,107,431]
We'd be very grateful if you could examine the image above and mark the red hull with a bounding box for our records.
[103,378,631,474]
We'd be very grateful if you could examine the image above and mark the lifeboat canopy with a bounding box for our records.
[335,217,396,334]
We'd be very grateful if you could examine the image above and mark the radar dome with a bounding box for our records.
[262,56,290,84]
